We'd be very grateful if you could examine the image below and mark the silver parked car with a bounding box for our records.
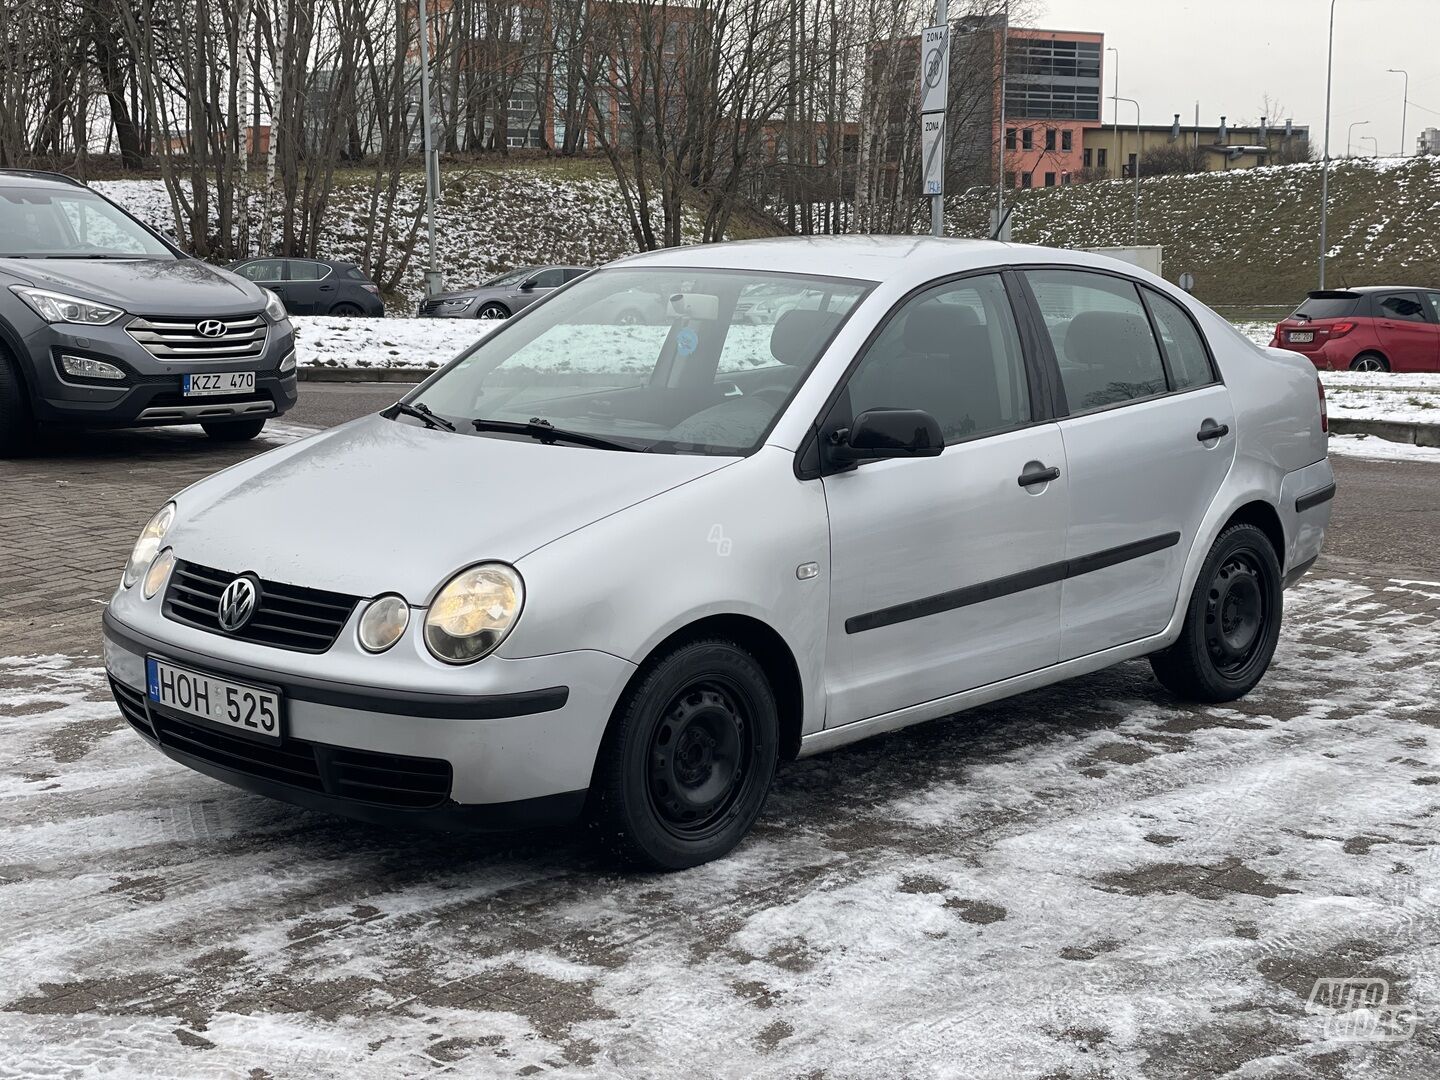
[418,264,588,319]
[103,238,1334,869]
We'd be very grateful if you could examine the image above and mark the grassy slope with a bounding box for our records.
[946,157,1440,307]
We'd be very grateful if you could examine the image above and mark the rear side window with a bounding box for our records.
[1143,289,1215,391]
[1426,293,1440,322]
[1293,295,1358,320]
[1025,269,1167,412]
[286,260,329,281]
[1378,292,1428,322]
[563,268,588,282]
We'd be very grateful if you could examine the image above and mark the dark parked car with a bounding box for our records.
[0,169,296,454]
[1270,287,1440,372]
[418,265,588,319]
[229,257,384,317]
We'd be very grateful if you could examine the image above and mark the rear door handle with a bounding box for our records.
[1017,465,1061,487]
[1197,422,1230,442]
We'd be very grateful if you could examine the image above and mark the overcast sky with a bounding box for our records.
[1036,0,1438,155]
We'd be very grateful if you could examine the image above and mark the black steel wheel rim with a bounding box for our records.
[647,675,757,840]
[1205,549,1270,678]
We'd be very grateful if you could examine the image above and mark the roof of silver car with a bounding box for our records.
[614,235,1112,285]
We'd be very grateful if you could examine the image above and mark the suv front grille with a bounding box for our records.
[163,559,360,653]
[128,314,268,360]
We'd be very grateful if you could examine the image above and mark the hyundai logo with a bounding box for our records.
[217,577,258,633]
[196,319,228,338]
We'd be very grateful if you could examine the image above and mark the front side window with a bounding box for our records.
[1379,292,1428,322]
[0,186,171,258]
[838,274,1031,444]
[411,267,870,455]
[531,268,566,289]
[1026,269,1168,412]
[1144,289,1215,390]
[236,259,283,282]
[1425,293,1440,321]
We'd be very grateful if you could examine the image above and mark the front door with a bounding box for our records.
[820,273,1068,728]
[1376,291,1440,372]
[1020,268,1236,659]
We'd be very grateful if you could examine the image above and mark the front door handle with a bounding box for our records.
[1017,464,1061,487]
[1197,422,1230,442]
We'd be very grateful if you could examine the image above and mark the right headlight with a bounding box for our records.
[12,286,122,326]
[123,502,176,588]
[424,564,524,664]
[261,287,288,323]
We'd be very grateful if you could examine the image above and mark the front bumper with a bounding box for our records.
[102,607,635,830]
[22,315,298,427]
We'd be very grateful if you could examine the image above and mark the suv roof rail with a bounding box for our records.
[0,168,86,188]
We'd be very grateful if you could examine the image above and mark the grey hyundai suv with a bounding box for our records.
[0,170,297,455]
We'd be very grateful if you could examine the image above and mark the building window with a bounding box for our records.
[1045,129,1057,151]
[1044,171,1056,187]
[1021,171,1033,188]
[1005,171,1017,188]
[1005,128,1016,150]
[1061,130,1073,152]
[1097,147,1108,168]
[1061,172,1072,185]
[1022,128,1034,150]
[1083,147,1093,167]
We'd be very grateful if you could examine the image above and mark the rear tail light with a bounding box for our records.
[1318,379,1328,434]
[1326,321,1356,337]
[362,284,380,295]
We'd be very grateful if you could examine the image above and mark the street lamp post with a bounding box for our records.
[1115,95,1142,244]
[417,0,443,298]
[1346,119,1369,158]
[1319,0,1336,289]
[1106,46,1119,175]
[1387,68,1409,155]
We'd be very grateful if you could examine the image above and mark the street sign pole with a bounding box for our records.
[920,5,948,237]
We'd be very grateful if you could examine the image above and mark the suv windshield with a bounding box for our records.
[0,185,172,259]
[411,266,871,455]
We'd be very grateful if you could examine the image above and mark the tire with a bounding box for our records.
[589,638,779,870]
[0,351,36,458]
[1150,522,1283,703]
[1349,352,1388,373]
[329,301,364,317]
[476,302,510,321]
[201,418,267,442]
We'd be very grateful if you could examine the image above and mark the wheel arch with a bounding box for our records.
[1222,499,1285,562]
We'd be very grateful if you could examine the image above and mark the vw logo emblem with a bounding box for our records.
[196,319,227,338]
[217,577,258,633]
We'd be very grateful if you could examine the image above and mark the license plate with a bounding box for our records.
[1288,331,1315,343]
[147,657,282,743]
[183,371,255,396]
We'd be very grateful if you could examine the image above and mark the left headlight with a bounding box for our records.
[261,288,288,323]
[11,286,122,326]
[123,502,176,588]
[424,564,524,664]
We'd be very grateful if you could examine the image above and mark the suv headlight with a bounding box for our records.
[261,288,288,323]
[424,564,523,664]
[123,502,176,588]
[11,286,122,326]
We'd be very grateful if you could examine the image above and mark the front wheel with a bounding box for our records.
[1150,523,1283,703]
[201,418,267,442]
[0,352,36,457]
[589,638,779,870]
[475,302,509,321]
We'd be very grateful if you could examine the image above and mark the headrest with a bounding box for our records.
[770,309,841,366]
[901,304,979,354]
[1063,311,1156,367]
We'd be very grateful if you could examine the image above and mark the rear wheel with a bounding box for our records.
[0,351,36,457]
[1349,352,1388,373]
[201,418,267,442]
[589,638,779,870]
[329,301,364,317]
[1150,523,1283,703]
[476,302,509,321]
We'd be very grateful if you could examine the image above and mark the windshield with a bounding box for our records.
[484,267,539,287]
[410,266,871,455]
[0,186,172,259]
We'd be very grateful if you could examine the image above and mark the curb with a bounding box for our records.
[299,367,432,383]
[1330,418,1440,448]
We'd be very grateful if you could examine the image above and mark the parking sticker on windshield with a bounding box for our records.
[676,327,699,357]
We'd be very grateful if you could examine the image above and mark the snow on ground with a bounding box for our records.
[1327,433,1440,463]
[2,574,1438,1076]
[291,315,496,369]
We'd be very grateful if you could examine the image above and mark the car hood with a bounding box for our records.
[0,257,266,317]
[166,414,735,601]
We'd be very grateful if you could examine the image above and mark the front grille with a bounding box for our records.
[128,314,268,360]
[163,560,359,653]
[152,710,326,792]
[329,747,453,808]
[110,677,155,740]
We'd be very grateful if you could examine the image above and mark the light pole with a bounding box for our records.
[417,0,443,298]
[1387,68,1409,155]
[1319,0,1336,289]
[1115,95,1141,244]
[1106,46,1119,175]
[1346,119,1369,158]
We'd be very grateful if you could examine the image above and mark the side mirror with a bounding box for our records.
[828,408,944,463]
[519,278,537,291]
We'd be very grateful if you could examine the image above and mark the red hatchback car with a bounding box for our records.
[1270,287,1440,372]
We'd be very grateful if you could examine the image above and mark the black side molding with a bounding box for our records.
[1295,482,1337,514]
[102,609,569,720]
[846,532,1181,634]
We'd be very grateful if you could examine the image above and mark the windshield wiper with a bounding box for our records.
[471,416,641,452]
[387,400,456,431]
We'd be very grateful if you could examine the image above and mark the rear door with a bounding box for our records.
[283,259,333,315]
[1020,268,1235,661]
[1375,292,1437,372]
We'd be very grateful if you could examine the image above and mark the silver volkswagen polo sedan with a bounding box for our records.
[103,237,1335,869]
